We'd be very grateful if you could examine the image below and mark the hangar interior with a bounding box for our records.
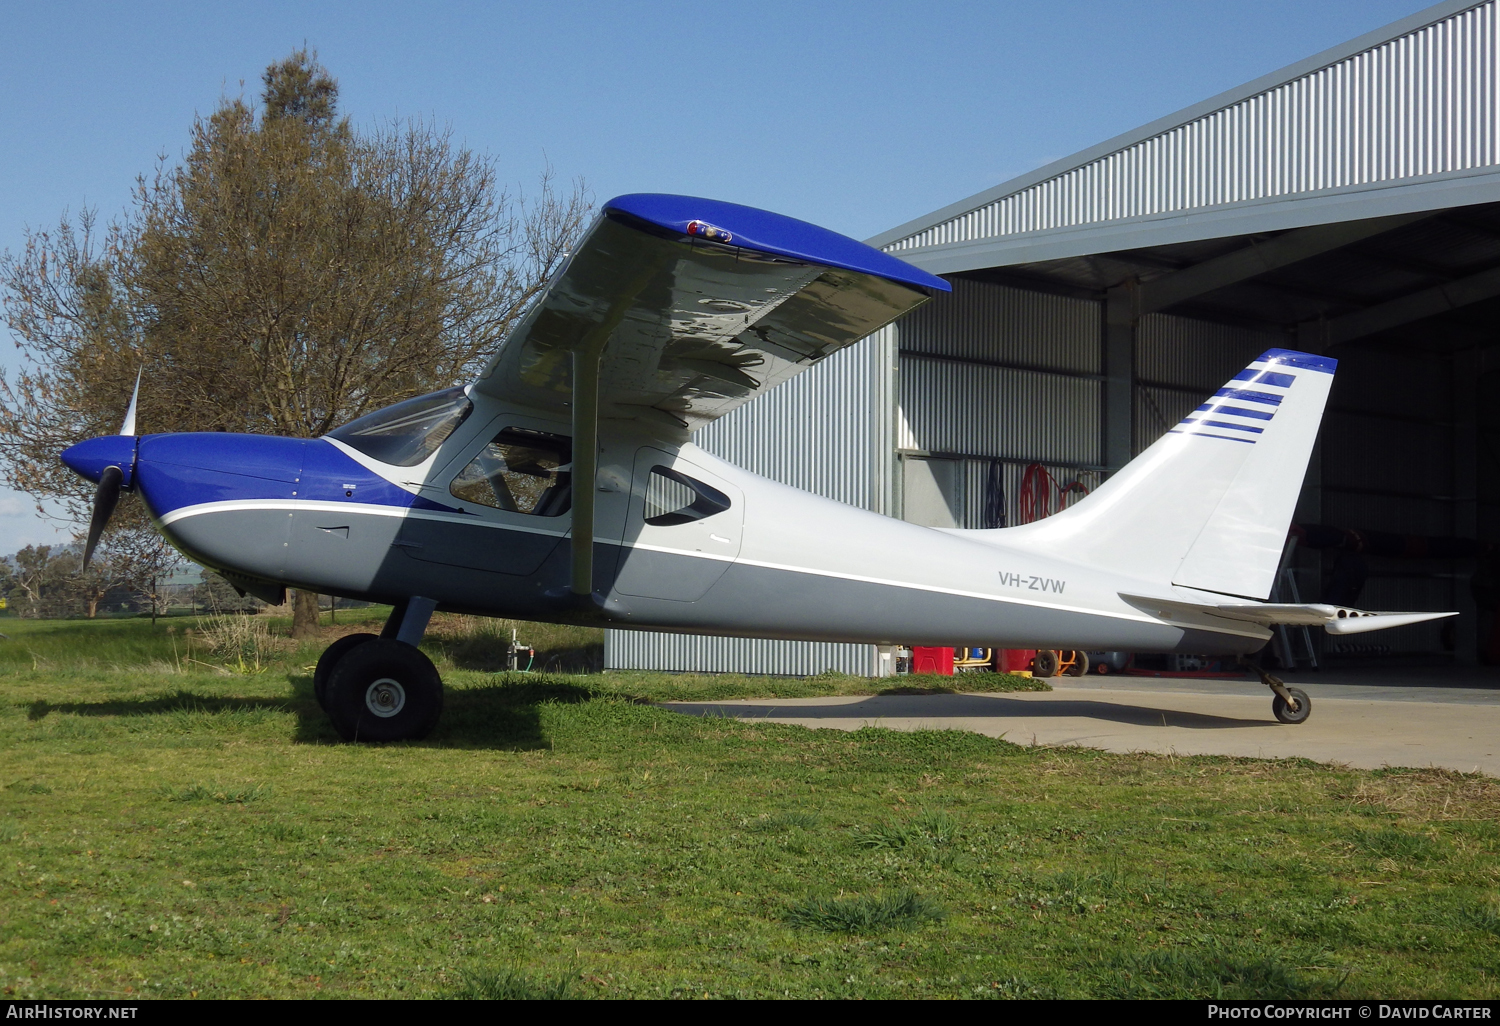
[605,0,1500,677]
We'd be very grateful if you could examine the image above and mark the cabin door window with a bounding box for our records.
[614,448,744,602]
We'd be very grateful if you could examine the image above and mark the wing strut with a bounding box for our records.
[569,254,670,603]
[570,345,602,598]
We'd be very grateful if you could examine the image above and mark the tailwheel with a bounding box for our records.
[325,638,443,742]
[1272,686,1312,725]
[313,632,378,709]
[1241,653,1312,725]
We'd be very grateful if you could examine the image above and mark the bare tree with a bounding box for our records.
[0,49,593,636]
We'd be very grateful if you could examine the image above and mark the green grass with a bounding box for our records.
[0,614,1497,999]
[786,891,947,934]
[449,967,575,1000]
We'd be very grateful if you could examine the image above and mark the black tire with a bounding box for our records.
[313,632,378,708]
[1272,686,1312,725]
[1063,650,1086,677]
[325,638,443,742]
[1032,649,1060,677]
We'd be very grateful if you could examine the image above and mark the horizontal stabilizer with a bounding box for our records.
[1122,594,1457,636]
[1320,610,1459,635]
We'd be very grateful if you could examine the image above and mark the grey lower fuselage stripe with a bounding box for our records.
[159,499,1265,646]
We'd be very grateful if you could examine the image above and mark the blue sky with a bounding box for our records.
[0,0,1433,552]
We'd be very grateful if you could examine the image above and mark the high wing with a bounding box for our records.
[472,194,949,432]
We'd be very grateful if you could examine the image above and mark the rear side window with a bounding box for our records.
[328,387,473,467]
[645,466,730,526]
[449,428,572,516]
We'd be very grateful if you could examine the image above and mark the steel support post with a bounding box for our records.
[570,347,602,598]
[1103,283,1136,474]
[1454,348,1480,664]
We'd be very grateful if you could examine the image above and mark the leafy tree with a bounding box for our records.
[1,49,591,636]
[0,557,16,612]
[11,545,53,614]
[4,535,177,619]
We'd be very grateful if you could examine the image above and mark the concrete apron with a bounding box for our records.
[664,685,1500,777]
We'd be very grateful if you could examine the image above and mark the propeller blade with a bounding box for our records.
[120,370,142,436]
[82,465,123,570]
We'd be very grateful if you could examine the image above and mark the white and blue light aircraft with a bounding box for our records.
[60,194,1455,741]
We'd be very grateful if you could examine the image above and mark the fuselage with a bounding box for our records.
[62,390,1269,656]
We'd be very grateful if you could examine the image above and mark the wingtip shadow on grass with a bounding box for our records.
[18,675,608,752]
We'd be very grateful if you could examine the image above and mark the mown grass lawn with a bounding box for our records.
[1,613,1497,999]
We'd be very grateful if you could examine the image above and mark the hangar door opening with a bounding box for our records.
[914,204,1500,667]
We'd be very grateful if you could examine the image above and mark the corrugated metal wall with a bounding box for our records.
[900,277,1100,371]
[604,633,887,677]
[896,278,1104,529]
[897,359,1100,465]
[889,1,1499,252]
[692,326,899,514]
[604,328,896,676]
[957,459,1102,530]
[1134,313,1284,453]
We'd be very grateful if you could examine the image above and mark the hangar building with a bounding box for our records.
[606,0,1500,676]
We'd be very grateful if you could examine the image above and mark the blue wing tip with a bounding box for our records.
[605,193,950,294]
[1258,348,1337,374]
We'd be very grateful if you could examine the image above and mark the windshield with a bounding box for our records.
[327,387,473,467]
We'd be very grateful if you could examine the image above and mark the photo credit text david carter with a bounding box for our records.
[1209,1008,1493,1020]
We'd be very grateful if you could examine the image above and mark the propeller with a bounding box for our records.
[81,466,123,569]
[80,371,142,571]
[120,369,141,437]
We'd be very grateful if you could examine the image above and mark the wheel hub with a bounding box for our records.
[365,677,407,718]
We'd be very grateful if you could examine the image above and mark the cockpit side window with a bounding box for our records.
[644,466,730,526]
[327,387,473,467]
[449,428,572,516]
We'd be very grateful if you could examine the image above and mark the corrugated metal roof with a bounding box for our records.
[872,0,1500,272]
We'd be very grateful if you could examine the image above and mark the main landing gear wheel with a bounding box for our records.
[1272,686,1312,725]
[1032,650,1060,677]
[325,638,443,742]
[313,632,378,709]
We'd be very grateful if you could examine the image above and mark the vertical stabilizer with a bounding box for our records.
[994,349,1335,598]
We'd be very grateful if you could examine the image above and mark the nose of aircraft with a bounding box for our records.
[60,435,138,487]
